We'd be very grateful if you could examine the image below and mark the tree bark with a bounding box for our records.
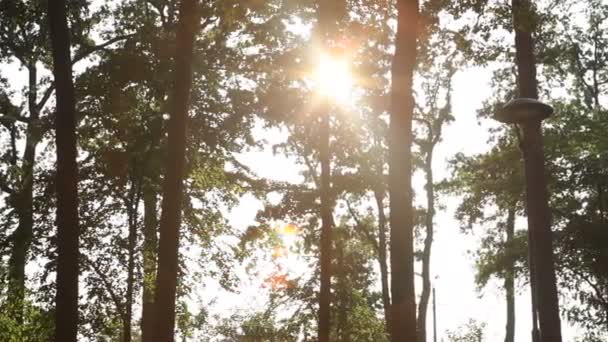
[124,179,141,342]
[147,0,199,340]
[318,107,333,342]
[417,150,434,342]
[511,1,563,341]
[374,189,391,333]
[141,179,158,341]
[47,0,81,340]
[519,120,562,342]
[432,287,437,342]
[336,238,349,342]
[504,207,516,342]
[389,0,419,341]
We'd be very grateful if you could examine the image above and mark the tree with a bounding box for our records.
[315,0,348,339]
[414,47,456,342]
[0,1,60,328]
[47,0,81,340]
[0,1,122,336]
[149,0,201,340]
[445,143,526,342]
[389,0,419,340]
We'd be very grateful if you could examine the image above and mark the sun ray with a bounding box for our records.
[313,53,355,104]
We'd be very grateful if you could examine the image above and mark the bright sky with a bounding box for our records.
[212,63,584,341]
[0,3,588,341]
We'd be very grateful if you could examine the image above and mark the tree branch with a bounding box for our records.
[0,171,13,194]
[83,258,126,319]
[345,199,379,253]
[73,34,136,64]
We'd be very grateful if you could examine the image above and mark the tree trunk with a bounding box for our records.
[374,190,391,333]
[504,207,516,342]
[315,0,344,337]
[7,64,38,325]
[417,150,434,342]
[389,0,419,341]
[141,180,158,341]
[520,119,562,342]
[7,150,34,324]
[318,107,333,342]
[336,238,349,342]
[148,0,199,340]
[432,287,437,342]
[47,0,81,340]
[511,1,563,342]
[124,180,141,342]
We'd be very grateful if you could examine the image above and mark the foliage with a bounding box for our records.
[0,297,53,342]
[446,319,486,342]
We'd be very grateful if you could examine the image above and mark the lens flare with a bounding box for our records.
[313,53,354,103]
[262,223,302,291]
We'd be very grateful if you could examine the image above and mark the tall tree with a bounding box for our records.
[445,142,526,342]
[317,97,332,342]
[141,175,159,340]
[389,0,419,340]
[315,1,346,340]
[149,0,200,340]
[47,0,81,340]
[0,2,122,334]
[0,2,56,327]
[510,0,562,341]
[415,52,456,342]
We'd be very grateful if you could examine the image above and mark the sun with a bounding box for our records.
[313,53,355,104]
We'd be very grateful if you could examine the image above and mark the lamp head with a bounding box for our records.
[494,98,553,124]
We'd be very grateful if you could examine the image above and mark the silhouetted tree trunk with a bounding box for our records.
[124,178,141,342]
[336,237,349,342]
[147,0,200,340]
[315,0,346,338]
[432,287,437,342]
[141,179,158,340]
[389,0,419,341]
[417,149,434,342]
[47,0,81,340]
[7,63,38,325]
[511,1,562,341]
[504,207,516,342]
[374,189,391,332]
[318,106,333,342]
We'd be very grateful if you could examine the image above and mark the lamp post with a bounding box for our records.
[494,98,562,342]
